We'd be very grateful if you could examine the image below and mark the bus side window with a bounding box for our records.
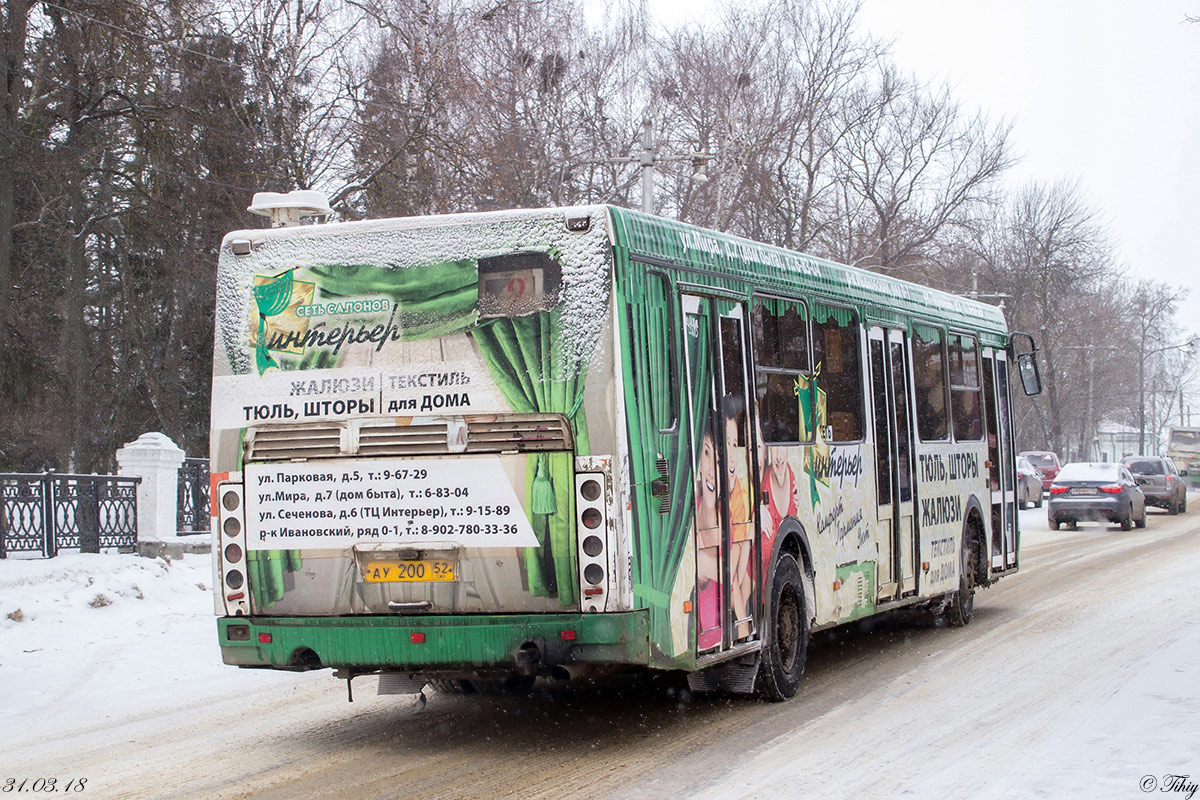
[752,297,809,444]
[913,324,949,441]
[949,333,983,441]
[812,305,864,442]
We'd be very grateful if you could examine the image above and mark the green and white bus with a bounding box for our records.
[211,196,1042,700]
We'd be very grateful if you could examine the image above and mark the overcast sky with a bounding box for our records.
[630,0,1200,330]
[856,0,1200,332]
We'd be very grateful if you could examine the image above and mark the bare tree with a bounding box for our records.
[972,180,1126,456]
[828,66,1013,281]
[648,1,884,249]
[218,0,364,193]
[1127,280,1192,454]
[0,0,33,358]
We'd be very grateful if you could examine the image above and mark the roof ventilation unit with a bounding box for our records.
[247,190,332,227]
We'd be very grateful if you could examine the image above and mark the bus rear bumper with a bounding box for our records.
[217,612,651,671]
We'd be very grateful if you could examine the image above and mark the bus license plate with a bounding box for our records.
[362,560,456,583]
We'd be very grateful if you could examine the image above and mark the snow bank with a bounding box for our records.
[0,552,279,741]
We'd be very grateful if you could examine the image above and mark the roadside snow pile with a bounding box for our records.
[0,552,210,629]
[0,552,222,733]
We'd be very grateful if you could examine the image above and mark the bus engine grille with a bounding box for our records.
[244,414,574,462]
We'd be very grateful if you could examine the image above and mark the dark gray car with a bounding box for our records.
[1048,462,1147,531]
[1121,456,1188,514]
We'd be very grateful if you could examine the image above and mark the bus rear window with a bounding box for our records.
[477,252,562,317]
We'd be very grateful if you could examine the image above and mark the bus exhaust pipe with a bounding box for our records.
[550,664,597,682]
[514,642,541,676]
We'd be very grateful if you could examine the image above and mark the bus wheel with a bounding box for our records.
[757,554,809,702]
[945,533,977,627]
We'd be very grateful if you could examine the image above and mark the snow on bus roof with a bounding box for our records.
[219,203,1009,344]
[215,205,615,379]
[606,206,1009,336]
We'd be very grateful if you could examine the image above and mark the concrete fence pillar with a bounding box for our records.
[116,432,185,543]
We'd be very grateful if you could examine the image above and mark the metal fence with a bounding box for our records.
[177,458,210,536]
[0,472,141,558]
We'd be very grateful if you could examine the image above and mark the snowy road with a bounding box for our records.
[5,506,1200,800]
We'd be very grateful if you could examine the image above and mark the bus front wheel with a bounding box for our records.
[757,554,810,702]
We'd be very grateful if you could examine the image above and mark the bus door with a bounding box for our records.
[982,349,1018,570]
[682,294,758,652]
[869,327,918,601]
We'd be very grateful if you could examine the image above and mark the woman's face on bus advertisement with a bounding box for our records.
[724,414,741,477]
[698,432,717,504]
[770,446,789,485]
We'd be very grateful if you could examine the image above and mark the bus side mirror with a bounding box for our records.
[1009,331,1043,396]
[1016,352,1042,396]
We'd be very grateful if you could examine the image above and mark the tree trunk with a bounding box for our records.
[0,0,31,353]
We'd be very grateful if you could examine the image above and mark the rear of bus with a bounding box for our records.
[210,204,646,687]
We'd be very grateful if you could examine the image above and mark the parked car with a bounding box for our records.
[1020,450,1062,490]
[1047,461,1146,531]
[1121,456,1188,515]
[1016,456,1043,508]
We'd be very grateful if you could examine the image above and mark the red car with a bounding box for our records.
[1020,451,1062,491]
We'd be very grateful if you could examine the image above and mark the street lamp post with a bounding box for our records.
[610,119,714,215]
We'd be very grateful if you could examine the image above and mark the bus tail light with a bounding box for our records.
[576,472,609,611]
[216,481,250,617]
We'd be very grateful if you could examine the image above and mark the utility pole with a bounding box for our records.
[609,119,714,215]
[1138,336,1198,455]
[966,268,1010,305]
[1086,347,1095,459]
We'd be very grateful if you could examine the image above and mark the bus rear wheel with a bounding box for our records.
[945,531,978,627]
[757,554,809,702]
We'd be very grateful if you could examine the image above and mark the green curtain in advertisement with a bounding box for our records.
[246,550,303,609]
[628,280,710,665]
[307,260,480,340]
[473,310,589,605]
[246,256,588,608]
